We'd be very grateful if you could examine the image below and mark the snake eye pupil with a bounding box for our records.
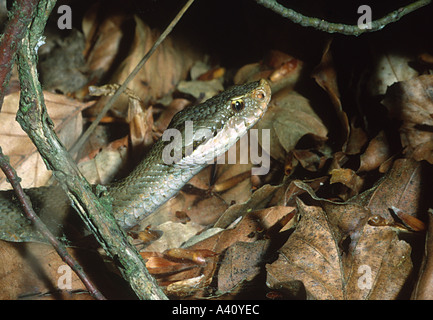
[231,99,245,112]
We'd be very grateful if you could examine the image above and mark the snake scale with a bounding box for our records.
[0,79,271,243]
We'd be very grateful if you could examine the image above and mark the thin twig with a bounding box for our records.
[0,148,106,300]
[69,0,196,156]
[255,0,431,36]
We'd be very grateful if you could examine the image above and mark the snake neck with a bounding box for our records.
[108,138,206,229]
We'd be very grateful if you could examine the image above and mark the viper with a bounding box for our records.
[0,79,271,242]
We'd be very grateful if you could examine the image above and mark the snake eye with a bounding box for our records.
[231,99,245,112]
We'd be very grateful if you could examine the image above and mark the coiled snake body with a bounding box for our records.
[0,79,271,242]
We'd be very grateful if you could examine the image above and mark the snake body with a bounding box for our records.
[0,79,271,242]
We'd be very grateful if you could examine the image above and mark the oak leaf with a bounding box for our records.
[266,198,412,300]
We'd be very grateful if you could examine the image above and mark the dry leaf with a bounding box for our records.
[391,206,426,232]
[357,158,423,224]
[153,201,293,298]
[128,103,154,152]
[39,29,87,94]
[217,240,270,293]
[154,98,191,133]
[329,168,363,194]
[382,75,433,163]
[0,92,91,189]
[78,137,128,185]
[197,67,225,81]
[90,16,200,117]
[345,120,368,155]
[82,4,127,76]
[0,241,125,299]
[359,131,392,172]
[312,40,349,150]
[166,275,210,297]
[132,226,163,247]
[256,88,328,162]
[177,79,224,101]
[368,52,419,96]
[412,211,433,299]
[142,252,196,275]
[214,184,281,229]
[292,148,327,172]
[234,50,303,94]
[143,221,204,253]
[266,199,412,300]
[164,248,217,265]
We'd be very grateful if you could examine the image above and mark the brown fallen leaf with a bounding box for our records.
[266,199,345,300]
[0,92,91,189]
[357,158,424,224]
[38,29,88,94]
[368,52,419,97]
[149,201,294,298]
[345,120,368,156]
[343,222,412,300]
[358,130,392,172]
[234,50,303,94]
[142,221,205,253]
[141,252,199,276]
[164,248,218,265]
[197,66,225,81]
[256,88,328,163]
[89,15,200,117]
[312,40,349,150]
[0,241,126,299]
[217,240,271,294]
[82,4,126,78]
[412,210,433,299]
[77,136,128,185]
[382,75,433,164]
[418,53,433,66]
[153,98,191,133]
[289,180,370,239]
[214,183,282,229]
[130,225,163,248]
[166,275,211,298]
[329,168,364,195]
[128,101,154,152]
[391,206,426,232]
[292,147,327,172]
[266,199,412,300]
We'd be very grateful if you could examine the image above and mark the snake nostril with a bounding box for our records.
[256,91,265,100]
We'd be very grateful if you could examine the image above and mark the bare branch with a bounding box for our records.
[255,0,431,36]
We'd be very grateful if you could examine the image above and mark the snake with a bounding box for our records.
[0,79,271,243]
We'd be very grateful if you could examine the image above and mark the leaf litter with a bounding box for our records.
[2,2,433,300]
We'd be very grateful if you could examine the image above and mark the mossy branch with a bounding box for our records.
[14,0,167,300]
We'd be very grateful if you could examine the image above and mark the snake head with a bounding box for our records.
[164,79,272,166]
